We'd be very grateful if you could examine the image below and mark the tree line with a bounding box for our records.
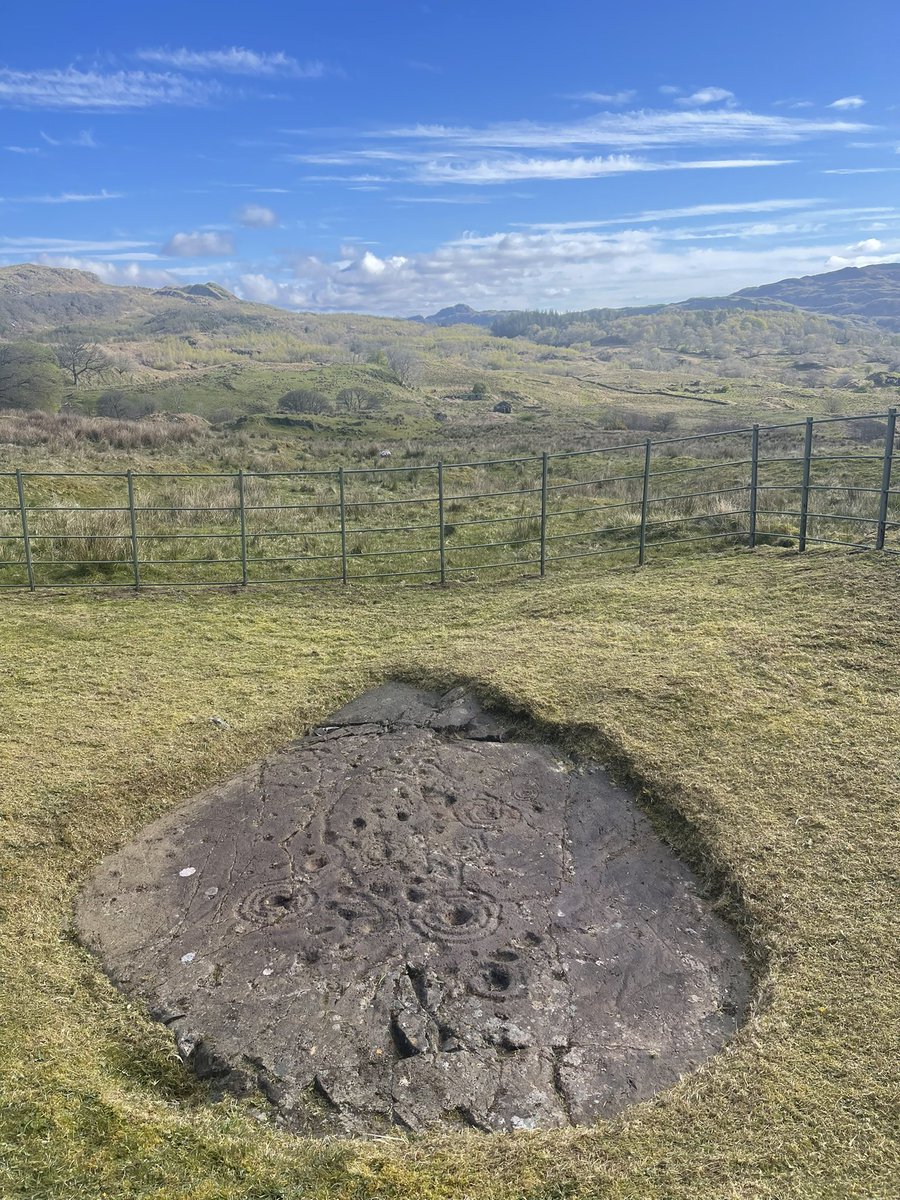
[0,334,425,415]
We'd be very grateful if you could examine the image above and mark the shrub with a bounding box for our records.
[96,389,158,419]
[277,388,330,415]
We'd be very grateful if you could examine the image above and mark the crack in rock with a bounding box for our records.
[74,683,750,1136]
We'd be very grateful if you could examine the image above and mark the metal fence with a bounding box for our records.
[1,408,897,592]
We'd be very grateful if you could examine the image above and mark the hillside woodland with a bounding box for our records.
[0,263,898,451]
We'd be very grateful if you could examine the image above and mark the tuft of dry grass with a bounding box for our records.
[0,549,898,1199]
[0,410,210,453]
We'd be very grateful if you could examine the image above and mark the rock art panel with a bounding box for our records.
[75,683,749,1134]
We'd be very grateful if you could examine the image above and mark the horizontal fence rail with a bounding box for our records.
[0,409,897,592]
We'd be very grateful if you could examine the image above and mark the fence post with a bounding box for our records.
[876,406,897,550]
[338,467,348,585]
[237,470,248,585]
[638,439,652,566]
[539,451,549,577]
[126,470,140,590]
[437,461,446,585]
[798,416,814,552]
[15,469,34,592]
[748,424,760,549]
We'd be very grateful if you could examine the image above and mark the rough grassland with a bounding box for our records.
[0,550,897,1200]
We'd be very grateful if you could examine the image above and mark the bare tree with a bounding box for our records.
[337,387,382,413]
[385,347,421,388]
[56,337,113,387]
[277,388,330,414]
[95,389,157,419]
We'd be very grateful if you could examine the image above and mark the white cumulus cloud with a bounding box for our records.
[28,255,181,287]
[237,273,284,304]
[237,203,279,228]
[161,231,235,257]
[676,87,736,108]
[228,228,900,316]
[22,226,900,316]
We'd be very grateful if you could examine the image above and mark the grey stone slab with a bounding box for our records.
[75,687,749,1136]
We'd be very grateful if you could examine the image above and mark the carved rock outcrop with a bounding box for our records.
[75,684,749,1134]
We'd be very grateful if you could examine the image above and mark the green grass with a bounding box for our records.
[1,549,898,1198]
[2,410,896,589]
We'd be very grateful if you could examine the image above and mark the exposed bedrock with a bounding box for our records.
[75,683,749,1135]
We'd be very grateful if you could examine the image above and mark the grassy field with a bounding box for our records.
[1,409,896,589]
[0,548,897,1199]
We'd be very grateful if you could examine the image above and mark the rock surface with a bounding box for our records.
[75,684,749,1135]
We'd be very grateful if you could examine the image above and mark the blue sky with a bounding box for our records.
[1,0,898,315]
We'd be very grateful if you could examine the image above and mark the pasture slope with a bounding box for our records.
[0,548,897,1199]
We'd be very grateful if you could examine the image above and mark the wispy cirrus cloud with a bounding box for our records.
[378,108,870,150]
[518,198,828,230]
[0,189,123,204]
[393,194,492,204]
[418,154,791,184]
[624,197,827,222]
[284,104,870,193]
[135,46,330,78]
[210,182,292,193]
[0,236,153,253]
[4,144,41,155]
[40,128,99,147]
[829,95,866,109]
[301,173,395,184]
[823,166,900,174]
[0,67,220,110]
[292,149,792,184]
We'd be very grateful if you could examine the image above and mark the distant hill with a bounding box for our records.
[673,264,900,328]
[419,264,900,332]
[5,261,900,341]
[153,282,240,303]
[0,264,255,338]
[725,263,900,327]
[1,261,899,423]
[409,303,501,328]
